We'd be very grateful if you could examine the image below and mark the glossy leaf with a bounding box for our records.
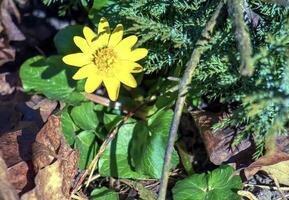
[172,165,242,200]
[20,55,85,105]
[90,187,119,200]
[75,130,98,169]
[131,109,179,178]
[54,25,84,54]
[70,102,99,130]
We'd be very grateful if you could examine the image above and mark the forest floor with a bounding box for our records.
[1,1,289,200]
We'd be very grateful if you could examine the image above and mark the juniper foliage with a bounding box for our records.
[46,0,289,157]
[94,0,289,157]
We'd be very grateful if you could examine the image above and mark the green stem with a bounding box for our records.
[157,2,226,200]
[227,0,254,76]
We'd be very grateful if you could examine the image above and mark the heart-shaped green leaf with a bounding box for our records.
[172,165,242,200]
[20,55,85,105]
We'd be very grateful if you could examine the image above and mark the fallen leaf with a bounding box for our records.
[17,95,58,127]
[0,123,38,167]
[0,72,17,96]
[0,0,25,41]
[7,160,35,194]
[21,115,79,199]
[244,151,289,186]
[0,123,38,193]
[0,154,18,200]
[21,160,66,200]
[0,0,25,66]
[191,110,253,166]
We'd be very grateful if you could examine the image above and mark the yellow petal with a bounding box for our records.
[86,17,110,49]
[113,69,137,88]
[62,53,91,67]
[114,36,138,52]
[103,77,120,101]
[73,36,93,54]
[128,48,148,61]
[84,75,102,93]
[98,17,110,34]
[83,26,97,46]
[72,64,96,80]
[91,32,110,50]
[113,60,143,73]
[108,24,123,48]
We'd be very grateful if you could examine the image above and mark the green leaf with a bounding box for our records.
[98,122,146,179]
[61,108,79,145]
[103,113,124,132]
[54,25,84,54]
[20,55,85,105]
[176,142,194,175]
[172,165,242,200]
[88,0,110,22]
[80,0,88,7]
[75,130,98,169]
[120,180,155,200]
[90,187,119,200]
[70,102,99,130]
[130,109,179,178]
[91,0,109,10]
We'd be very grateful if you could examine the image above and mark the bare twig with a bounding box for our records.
[157,2,226,200]
[227,0,254,76]
[244,183,289,191]
[83,92,112,107]
[238,190,258,200]
[273,175,287,200]
[83,92,149,119]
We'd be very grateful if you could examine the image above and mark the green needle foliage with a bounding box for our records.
[39,0,289,157]
[92,0,289,157]
[19,0,289,198]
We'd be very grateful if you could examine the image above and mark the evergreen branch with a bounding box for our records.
[261,0,289,6]
[227,0,254,76]
[157,2,226,200]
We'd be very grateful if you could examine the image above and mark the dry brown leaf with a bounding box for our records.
[244,151,289,186]
[0,72,17,96]
[0,123,38,167]
[0,0,25,66]
[0,155,18,200]
[7,160,35,193]
[25,95,58,125]
[21,115,79,200]
[191,110,253,166]
[0,0,25,41]
[21,160,66,200]
[0,123,38,193]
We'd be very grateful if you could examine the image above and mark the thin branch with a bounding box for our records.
[157,2,226,200]
[244,183,289,191]
[83,92,150,119]
[227,0,254,76]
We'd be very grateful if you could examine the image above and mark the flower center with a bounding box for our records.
[92,48,116,73]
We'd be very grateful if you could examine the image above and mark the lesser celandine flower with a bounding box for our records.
[62,18,148,101]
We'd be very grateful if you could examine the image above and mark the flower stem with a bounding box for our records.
[157,2,226,200]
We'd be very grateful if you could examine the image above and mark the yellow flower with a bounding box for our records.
[62,17,148,101]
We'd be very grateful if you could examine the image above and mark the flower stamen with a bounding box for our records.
[92,48,116,73]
